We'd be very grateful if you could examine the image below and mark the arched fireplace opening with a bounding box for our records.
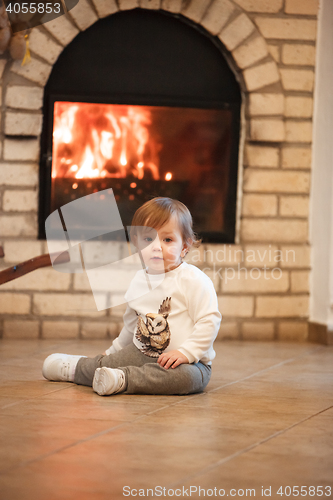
[39,8,241,243]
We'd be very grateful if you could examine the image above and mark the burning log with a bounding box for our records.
[0,247,70,286]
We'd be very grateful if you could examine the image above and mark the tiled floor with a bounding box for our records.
[0,340,332,500]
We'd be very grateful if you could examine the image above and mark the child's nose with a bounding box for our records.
[152,238,162,250]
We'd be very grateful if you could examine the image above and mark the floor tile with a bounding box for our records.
[0,340,332,500]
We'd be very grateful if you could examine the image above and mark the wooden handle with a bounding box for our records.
[0,251,70,286]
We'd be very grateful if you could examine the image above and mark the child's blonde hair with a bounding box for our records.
[130,197,202,250]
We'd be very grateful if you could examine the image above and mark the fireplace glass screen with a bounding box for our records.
[50,101,233,238]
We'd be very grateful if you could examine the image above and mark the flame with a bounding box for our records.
[75,147,100,179]
[52,102,161,180]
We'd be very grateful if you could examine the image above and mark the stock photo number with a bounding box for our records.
[3,0,79,32]
[5,1,61,13]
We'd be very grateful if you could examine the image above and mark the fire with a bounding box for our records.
[52,102,161,180]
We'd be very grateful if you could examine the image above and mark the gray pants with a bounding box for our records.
[74,343,211,395]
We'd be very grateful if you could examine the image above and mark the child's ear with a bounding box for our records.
[181,239,192,257]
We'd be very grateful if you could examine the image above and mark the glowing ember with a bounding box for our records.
[165,172,172,181]
[52,102,161,180]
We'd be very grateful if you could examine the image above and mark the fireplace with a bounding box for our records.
[39,8,241,243]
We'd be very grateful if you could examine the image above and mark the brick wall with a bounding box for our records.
[0,0,318,341]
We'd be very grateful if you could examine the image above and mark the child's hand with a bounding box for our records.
[157,350,189,370]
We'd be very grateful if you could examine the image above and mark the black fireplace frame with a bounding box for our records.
[39,8,242,243]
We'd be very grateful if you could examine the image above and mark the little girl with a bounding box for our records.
[42,197,222,396]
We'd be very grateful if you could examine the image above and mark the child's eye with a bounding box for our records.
[144,237,153,242]
[164,238,172,242]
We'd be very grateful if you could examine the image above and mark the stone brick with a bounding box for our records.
[242,321,275,340]
[217,295,254,317]
[241,219,308,243]
[243,169,310,193]
[222,269,289,293]
[285,0,319,16]
[108,322,121,338]
[217,322,239,340]
[280,69,314,91]
[74,267,134,293]
[33,293,107,317]
[285,121,313,143]
[255,18,317,41]
[242,194,278,216]
[118,0,139,9]
[91,0,118,17]
[280,196,309,217]
[3,190,38,212]
[5,112,42,136]
[1,268,70,291]
[243,61,280,92]
[42,321,79,339]
[0,164,38,186]
[81,322,108,339]
[280,245,310,268]
[278,321,308,341]
[256,295,308,318]
[4,140,39,161]
[140,0,161,8]
[0,215,37,237]
[119,253,141,266]
[233,0,283,12]
[3,320,39,339]
[282,147,312,168]
[3,240,42,263]
[43,13,80,46]
[6,86,44,110]
[282,44,316,66]
[29,29,63,65]
[11,57,52,86]
[181,0,211,23]
[250,119,285,142]
[219,14,255,51]
[285,97,313,118]
[69,0,99,30]
[246,145,279,167]
[290,270,310,293]
[204,245,243,265]
[73,272,94,291]
[232,35,269,70]
[267,44,280,62]
[109,298,127,316]
[243,244,279,267]
[81,240,123,268]
[201,0,235,36]
[249,93,284,116]
[0,293,31,314]
[161,0,182,12]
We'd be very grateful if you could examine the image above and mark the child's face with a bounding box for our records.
[134,215,189,274]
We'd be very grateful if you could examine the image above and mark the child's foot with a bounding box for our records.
[93,367,126,396]
[42,353,85,382]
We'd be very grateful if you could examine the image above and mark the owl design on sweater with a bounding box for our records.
[135,297,172,357]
